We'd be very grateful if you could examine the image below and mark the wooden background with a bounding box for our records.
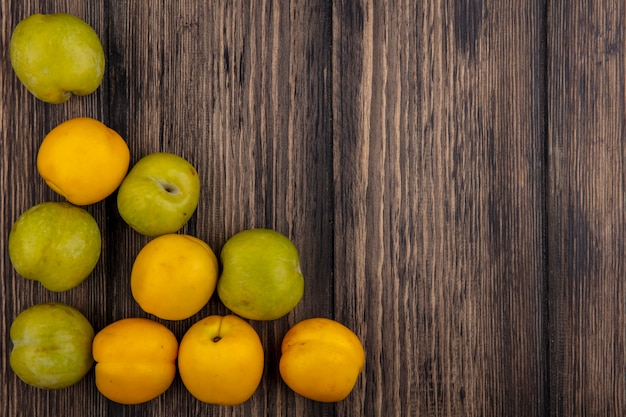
[1,0,624,416]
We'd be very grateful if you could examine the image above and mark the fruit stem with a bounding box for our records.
[212,316,224,343]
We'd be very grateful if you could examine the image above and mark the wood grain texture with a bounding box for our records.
[332,0,546,415]
[1,0,625,416]
[2,1,333,416]
[547,1,626,416]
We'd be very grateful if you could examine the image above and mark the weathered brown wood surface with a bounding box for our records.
[0,1,624,416]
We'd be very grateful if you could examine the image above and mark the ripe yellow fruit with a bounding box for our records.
[37,117,130,205]
[279,318,365,402]
[131,234,219,320]
[178,315,264,405]
[92,318,178,405]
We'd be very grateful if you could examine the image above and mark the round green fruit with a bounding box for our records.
[117,152,201,237]
[8,201,102,292]
[10,302,95,389]
[9,13,105,104]
[217,228,304,321]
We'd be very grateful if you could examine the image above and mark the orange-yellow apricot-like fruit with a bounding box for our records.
[92,318,178,405]
[279,317,365,402]
[131,234,219,321]
[37,117,130,205]
[178,315,264,405]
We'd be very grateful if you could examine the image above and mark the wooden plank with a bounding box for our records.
[3,0,624,415]
[1,1,333,416]
[1,2,109,417]
[331,1,547,415]
[547,1,626,415]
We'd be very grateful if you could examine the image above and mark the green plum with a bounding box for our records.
[9,13,105,104]
[217,228,304,321]
[10,302,95,389]
[117,152,201,237]
[8,201,101,292]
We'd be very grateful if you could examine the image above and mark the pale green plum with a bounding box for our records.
[217,228,304,321]
[8,201,101,292]
[117,152,201,237]
[9,13,105,104]
[10,302,95,389]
